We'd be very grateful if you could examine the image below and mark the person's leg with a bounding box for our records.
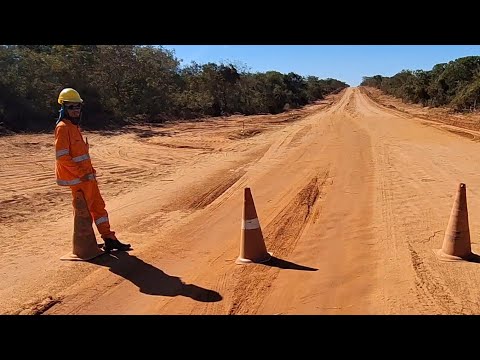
[88,180,115,239]
[72,180,113,238]
[71,181,130,251]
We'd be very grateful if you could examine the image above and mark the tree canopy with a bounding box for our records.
[361,56,480,111]
[0,45,349,133]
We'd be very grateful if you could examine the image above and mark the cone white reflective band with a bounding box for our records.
[242,217,260,230]
[95,216,109,225]
[56,149,69,158]
[72,153,90,163]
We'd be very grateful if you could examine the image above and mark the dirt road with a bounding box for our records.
[3,87,480,315]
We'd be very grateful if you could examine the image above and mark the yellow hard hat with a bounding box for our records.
[58,88,83,105]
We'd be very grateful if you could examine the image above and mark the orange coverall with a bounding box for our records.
[55,119,115,239]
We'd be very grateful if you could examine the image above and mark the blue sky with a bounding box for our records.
[161,45,480,87]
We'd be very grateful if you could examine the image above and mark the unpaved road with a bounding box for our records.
[3,87,480,315]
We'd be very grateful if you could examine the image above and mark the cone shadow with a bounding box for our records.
[465,253,480,263]
[260,256,318,271]
[89,252,222,302]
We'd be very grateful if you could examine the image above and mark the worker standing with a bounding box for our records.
[54,88,131,252]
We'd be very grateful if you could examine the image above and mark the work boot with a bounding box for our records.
[103,238,131,252]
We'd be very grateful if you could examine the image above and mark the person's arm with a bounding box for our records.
[55,125,90,179]
[85,136,97,179]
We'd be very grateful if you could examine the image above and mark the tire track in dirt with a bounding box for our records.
[288,125,313,148]
[344,90,357,117]
[187,170,248,210]
[0,136,59,224]
[194,269,231,315]
[374,140,452,314]
[328,88,354,116]
[360,87,480,143]
[12,296,62,315]
[407,243,464,314]
[228,171,329,315]
[356,87,480,314]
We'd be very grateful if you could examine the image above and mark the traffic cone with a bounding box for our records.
[61,190,105,261]
[236,188,272,264]
[436,183,479,262]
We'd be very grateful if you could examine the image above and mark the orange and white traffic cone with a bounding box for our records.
[61,190,105,261]
[436,183,479,262]
[236,187,272,264]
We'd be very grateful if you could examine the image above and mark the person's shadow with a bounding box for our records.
[89,251,222,302]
